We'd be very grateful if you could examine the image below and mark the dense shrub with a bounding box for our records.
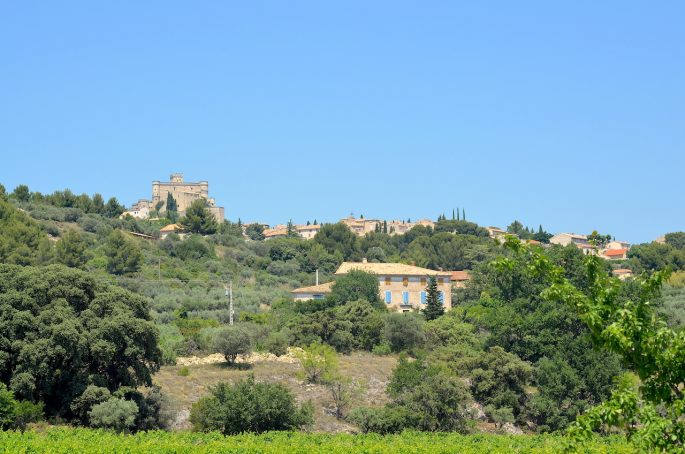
[383,313,425,352]
[88,398,138,433]
[190,376,313,434]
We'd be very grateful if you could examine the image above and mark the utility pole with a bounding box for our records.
[224,279,234,326]
[316,269,319,286]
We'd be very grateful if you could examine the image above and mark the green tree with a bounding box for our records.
[328,270,383,309]
[105,230,143,275]
[665,232,685,250]
[510,238,685,451]
[212,325,253,364]
[295,343,339,384]
[12,184,30,202]
[180,199,217,235]
[104,197,125,218]
[286,219,299,238]
[0,264,161,419]
[507,220,526,237]
[0,196,51,265]
[190,376,313,434]
[92,193,105,214]
[55,229,89,268]
[88,397,138,433]
[165,193,178,221]
[336,300,384,350]
[245,223,265,241]
[466,346,533,420]
[0,383,43,431]
[70,386,112,426]
[314,223,358,259]
[384,313,424,352]
[423,276,444,321]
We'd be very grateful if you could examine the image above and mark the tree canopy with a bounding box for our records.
[0,264,161,419]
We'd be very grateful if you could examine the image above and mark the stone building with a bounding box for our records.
[290,260,452,312]
[152,173,224,221]
[123,174,224,222]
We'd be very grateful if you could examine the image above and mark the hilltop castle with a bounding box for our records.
[123,173,225,221]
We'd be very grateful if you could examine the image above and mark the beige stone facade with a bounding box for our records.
[124,174,225,222]
[335,261,452,312]
[152,174,224,222]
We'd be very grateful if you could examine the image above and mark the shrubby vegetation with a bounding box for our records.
[190,376,313,434]
[1,182,684,450]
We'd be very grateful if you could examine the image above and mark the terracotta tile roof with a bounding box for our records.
[290,282,334,294]
[335,262,450,277]
[450,270,471,281]
[160,223,182,233]
[612,268,633,275]
[604,248,629,257]
[263,227,288,237]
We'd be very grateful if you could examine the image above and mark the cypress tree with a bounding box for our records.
[462,208,466,220]
[452,209,455,220]
[423,276,444,321]
[457,208,460,221]
[166,193,178,221]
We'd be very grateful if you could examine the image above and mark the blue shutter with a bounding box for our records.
[403,291,409,304]
[385,291,392,304]
[439,291,445,305]
[420,291,426,304]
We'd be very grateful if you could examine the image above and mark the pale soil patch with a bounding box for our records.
[154,351,398,432]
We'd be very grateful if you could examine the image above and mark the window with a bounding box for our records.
[420,277,426,286]
[385,291,392,304]
[402,291,409,304]
[438,278,444,285]
[385,277,391,285]
[439,291,445,305]
[420,291,426,304]
[403,277,409,287]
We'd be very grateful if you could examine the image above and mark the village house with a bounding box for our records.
[450,270,471,289]
[602,248,629,260]
[122,199,152,219]
[606,240,631,250]
[159,223,183,239]
[290,282,334,301]
[263,225,288,240]
[297,224,321,239]
[486,227,511,243]
[261,223,321,240]
[336,260,452,312]
[291,261,453,312]
[550,233,591,247]
[549,233,599,255]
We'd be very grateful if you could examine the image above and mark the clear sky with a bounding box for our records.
[1,2,683,243]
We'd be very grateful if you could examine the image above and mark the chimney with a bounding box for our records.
[362,258,368,263]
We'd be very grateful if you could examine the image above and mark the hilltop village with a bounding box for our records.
[123,174,641,296]
[0,176,684,446]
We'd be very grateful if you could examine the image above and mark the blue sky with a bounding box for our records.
[1,2,683,243]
